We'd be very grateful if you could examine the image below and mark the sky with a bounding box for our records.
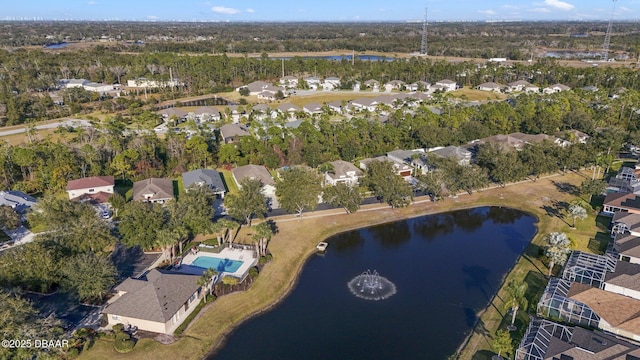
[3,0,640,22]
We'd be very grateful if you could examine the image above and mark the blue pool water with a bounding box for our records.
[192,256,243,273]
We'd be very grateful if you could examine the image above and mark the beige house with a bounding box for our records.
[103,269,204,335]
[66,176,114,201]
[324,160,363,186]
[132,178,174,204]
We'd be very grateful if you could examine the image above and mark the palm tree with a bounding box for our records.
[216,218,239,246]
[545,232,572,276]
[197,267,218,303]
[503,280,527,329]
[252,222,274,257]
[155,229,177,262]
[568,203,587,228]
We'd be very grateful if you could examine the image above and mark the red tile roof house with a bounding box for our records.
[103,269,205,335]
[66,176,115,203]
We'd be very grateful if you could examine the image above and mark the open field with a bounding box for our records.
[78,170,599,360]
[452,88,508,102]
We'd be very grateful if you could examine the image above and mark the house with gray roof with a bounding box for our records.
[324,160,363,186]
[435,79,457,92]
[132,178,174,204]
[543,83,571,94]
[231,165,277,209]
[359,156,413,178]
[387,149,430,174]
[303,102,323,115]
[103,269,204,335]
[158,108,188,122]
[219,123,250,144]
[428,146,472,165]
[182,169,226,198]
[0,190,37,214]
[516,319,640,360]
[476,82,504,92]
[277,103,301,119]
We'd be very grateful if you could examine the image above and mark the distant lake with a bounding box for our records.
[273,55,396,61]
[207,207,537,360]
[44,42,69,49]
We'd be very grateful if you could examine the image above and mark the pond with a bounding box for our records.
[207,207,537,360]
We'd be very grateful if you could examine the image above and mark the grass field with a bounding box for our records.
[452,88,508,102]
[78,170,599,360]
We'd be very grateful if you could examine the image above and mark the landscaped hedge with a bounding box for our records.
[114,338,135,353]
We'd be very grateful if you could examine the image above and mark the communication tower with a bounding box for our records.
[420,6,428,55]
[602,0,617,61]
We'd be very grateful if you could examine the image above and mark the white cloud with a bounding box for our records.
[211,6,240,14]
[246,8,255,13]
[87,1,96,4]
[147,15,158,19]
[478,9,497,15]
[543,0,574,11]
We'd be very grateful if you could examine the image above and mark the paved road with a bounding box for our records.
[0,119,92,137]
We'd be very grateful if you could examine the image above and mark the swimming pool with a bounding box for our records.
[192,256,244,273]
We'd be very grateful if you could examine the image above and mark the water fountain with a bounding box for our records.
[347,270,396,301]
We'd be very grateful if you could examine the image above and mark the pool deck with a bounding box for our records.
[179,247,258,279]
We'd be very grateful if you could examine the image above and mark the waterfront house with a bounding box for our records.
[103,269,204,335]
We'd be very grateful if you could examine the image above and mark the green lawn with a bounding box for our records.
[218,169,238,196]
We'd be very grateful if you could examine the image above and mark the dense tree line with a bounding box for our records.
[2,21,640,58]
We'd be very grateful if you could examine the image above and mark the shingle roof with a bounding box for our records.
[132,178,174,202]
[182,169,226,193]
[105,269,201,323]
[569,282,640,329]
[327,160,362,179]
[605,260,640,292]
[66,176,114,191]
[232,165,275,187]
[219,124,250,140]
[605,193,640,211]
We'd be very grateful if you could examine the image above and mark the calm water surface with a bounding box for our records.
[208,207,536,360]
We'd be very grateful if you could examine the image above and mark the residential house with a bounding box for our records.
[476,82,504,92]
[103,269,204,335]
[555,129,590,144]
[192,106,221,123]
[222,105,246,123]
[509,132,568,147]
[613,233,640,265]
[515,319,640,360]
[469,134,526,152]
[231,165,278,209]
[66,176,115,202]
[582,85,599,92]
[387,149,429,175]
[158,108,188,123]
[609,166,640,194]
[0,190,37,214]
[326,101,343,114]
[603,193,640,216]
[384,80,405,91]
[324,160,363,186]
[363,79,380,90]
[257,91,277,101]
[359,156,413,178]
[435,79,457,92]
[428,146,472,166]
[303,102,323,115]
[543,83,571,94]
[219,124,250,144]
[277,103,301,119]
[279,75,298,88]
[236,81,271,96]
[182,169,226,198]
[83,82,118,94]
[132,178,174,204]
[612,212,640,237]
[303,76,321,90]
[407,81,430,92]
[351,98,378,112]
[322,77,341,91]
[507,80,536,93]
[250,104,273,121]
